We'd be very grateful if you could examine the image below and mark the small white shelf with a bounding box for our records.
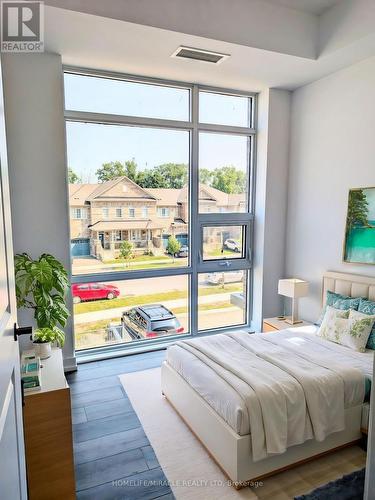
[23,348,68,396]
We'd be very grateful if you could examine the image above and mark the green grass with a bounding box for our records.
[117,260,186,271]
[103,254,172,264]
[74,283,242,315]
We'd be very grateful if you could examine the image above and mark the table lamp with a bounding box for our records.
[278,278,309,325]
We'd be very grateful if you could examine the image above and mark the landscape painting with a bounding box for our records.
[344,187,375,264]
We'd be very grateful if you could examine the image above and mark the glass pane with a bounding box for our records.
[74,275,189,350]
[202,225,245,260]
[198,271,247,331]
[198,132,249,213]
[66,122,189,275]
[64,73,190,121]
[199,91,251,127]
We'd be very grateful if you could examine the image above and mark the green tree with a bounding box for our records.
[68,168,81,184]
[346,189,369,235]
[211,166,246,194]
[199,168,213,186]
[166,236,181,263]
[119,240,133,267]
[96,159,138,183]
[138,169,167,188]
[152,163,188,189]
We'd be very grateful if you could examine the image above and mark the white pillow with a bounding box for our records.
[318,306,375,352]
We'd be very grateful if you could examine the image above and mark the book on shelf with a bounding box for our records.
[21,352,42,392]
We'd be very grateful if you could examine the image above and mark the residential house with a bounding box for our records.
[69,176,245,259]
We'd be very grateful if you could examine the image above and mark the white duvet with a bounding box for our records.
[167,327,369,462]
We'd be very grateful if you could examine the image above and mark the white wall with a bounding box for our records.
[286,56,375,323]
[253,88,291,329]
[2,53,76,371]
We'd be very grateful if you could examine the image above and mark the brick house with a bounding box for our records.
[69,176,244,259]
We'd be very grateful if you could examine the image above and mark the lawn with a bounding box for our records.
[114,260,186,271]
[103,254,172,264]
[74,283,243,314]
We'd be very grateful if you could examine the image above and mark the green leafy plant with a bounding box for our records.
[166,236,181,263]
[33,327,65,347]
[119,240,133,267]
[14,253,70,346]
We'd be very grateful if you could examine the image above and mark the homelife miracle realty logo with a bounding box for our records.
[1,1,44,52]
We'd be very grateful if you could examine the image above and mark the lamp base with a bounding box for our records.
[285,317,303,325]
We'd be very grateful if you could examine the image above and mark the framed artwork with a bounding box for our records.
[343,187,375,264]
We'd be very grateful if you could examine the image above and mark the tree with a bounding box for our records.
[119,240,133,267]
[199,168,213,186]
[138,169,167,189]
[211,166,246,194]
[68,168,81,184]
[346,189,369,235]
[152,163,188,189]
[96,159,138,183]
[166,236,181,263]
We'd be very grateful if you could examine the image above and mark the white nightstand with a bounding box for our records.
[262,316,313,333]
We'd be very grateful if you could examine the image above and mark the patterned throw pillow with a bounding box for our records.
[318,306,375,352]
[316,291,362,325]
[358,298,375,350]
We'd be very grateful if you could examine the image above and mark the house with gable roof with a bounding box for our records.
[69,176,244,259]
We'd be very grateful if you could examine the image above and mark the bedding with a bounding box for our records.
[166,326,372,462]
[317,306,375,352]
[358,298,375,349]
[316,290,362,325]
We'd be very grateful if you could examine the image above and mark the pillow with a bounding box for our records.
[358,298,375,350]
[318,306,375,352]
[316,291,362,325]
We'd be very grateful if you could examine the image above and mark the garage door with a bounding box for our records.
[71,238,90,257]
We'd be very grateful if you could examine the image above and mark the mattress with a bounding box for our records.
[166,325,374,436]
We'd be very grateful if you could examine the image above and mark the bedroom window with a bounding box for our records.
[64,69,256,354]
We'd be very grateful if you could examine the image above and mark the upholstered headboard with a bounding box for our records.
[322,271,375,305]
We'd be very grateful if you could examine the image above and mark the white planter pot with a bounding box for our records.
[34,341,52,359]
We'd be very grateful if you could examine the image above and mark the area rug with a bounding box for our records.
[295,467,365,500]
[119,368,366,500]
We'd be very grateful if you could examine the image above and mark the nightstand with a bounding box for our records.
[262,316,313,333]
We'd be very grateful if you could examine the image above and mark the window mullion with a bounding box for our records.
[190,85,199,336]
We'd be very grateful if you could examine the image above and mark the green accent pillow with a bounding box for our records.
[316,291,362,325]
[318,307,375,352]
[358,298,375,350]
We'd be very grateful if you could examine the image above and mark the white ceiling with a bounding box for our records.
[265,0,342,15]
[45,6,375,92]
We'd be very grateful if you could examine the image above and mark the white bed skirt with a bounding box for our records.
[161,361,363,486]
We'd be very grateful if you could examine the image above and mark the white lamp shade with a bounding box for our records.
[278,278,309,298]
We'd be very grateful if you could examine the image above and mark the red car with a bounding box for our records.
[72,283,120,303]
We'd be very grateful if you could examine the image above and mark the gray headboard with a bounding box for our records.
[322,271,375,305]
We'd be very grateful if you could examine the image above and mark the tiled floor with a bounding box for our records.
[66,350,174,499]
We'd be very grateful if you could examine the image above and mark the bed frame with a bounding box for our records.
[161,271,375,487]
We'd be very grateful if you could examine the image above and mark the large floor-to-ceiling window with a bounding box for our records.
[64,69,256,352]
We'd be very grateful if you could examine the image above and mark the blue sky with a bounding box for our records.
[64,73,250,182]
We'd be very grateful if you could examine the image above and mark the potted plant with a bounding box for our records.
[14,253,70,358]
[33,327,66,359]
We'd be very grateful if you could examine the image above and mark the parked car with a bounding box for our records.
[72,283,120,303]
[176,245,189,258]
[223,239,241,252]
[206,271,244,285]
[121,304,184,339]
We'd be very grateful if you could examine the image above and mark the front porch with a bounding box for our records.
[88,219,188,260]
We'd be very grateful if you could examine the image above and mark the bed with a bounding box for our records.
[161,271,375,487]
